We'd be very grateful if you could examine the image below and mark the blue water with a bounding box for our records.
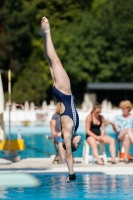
[0,125,132,158]
[1,173,133,200]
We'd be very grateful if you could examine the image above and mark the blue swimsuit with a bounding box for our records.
[52,86,79,133]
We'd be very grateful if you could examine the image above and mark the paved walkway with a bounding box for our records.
[0,157,133,174]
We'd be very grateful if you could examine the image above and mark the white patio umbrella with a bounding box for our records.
[0,72,5,142]
[0,70,16,164]
[42,100,47,112]
[11,102,18,125]
[29,102,36,125]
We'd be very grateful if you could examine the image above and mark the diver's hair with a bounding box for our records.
[56,102,61,114]
[91,102,101,114]
[119,100,132,111]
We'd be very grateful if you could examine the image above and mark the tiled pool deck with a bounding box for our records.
[0,157,133,175]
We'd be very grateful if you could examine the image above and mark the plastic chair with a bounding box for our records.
[82,140,107,164]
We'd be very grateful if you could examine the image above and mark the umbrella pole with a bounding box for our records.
[8,69,11,153]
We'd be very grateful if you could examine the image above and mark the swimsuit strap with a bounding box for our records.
[91,114,102,125]
[99,115,102,125]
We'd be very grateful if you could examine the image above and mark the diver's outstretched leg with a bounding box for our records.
[39,17,71,95]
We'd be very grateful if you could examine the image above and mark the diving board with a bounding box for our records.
[0,173,40,187]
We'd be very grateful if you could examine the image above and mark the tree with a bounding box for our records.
[1,0,133,105]
[91,0,133,82]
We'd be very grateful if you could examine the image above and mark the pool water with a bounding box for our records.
[0,125,133,158]
[1,173,133,200]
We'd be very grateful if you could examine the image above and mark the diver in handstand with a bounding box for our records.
[39,16,81,182]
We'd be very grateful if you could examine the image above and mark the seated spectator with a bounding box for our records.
[109,100,133,164]
[86,102,116,165]
[51,102,66,164]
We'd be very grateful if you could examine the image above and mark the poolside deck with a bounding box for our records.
[0,157,133,174]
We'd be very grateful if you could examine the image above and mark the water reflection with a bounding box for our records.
[39,173,133,199]
[82,173,133,199]
[1,173,133,199]
[0,187,8,199]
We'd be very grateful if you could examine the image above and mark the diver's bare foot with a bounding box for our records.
[39,16,50,37]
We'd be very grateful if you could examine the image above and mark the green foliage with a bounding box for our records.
[96,0,133,82]
[1,0,133,104]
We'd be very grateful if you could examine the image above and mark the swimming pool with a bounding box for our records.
[1,172,133,200]
[1,125,132,159]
